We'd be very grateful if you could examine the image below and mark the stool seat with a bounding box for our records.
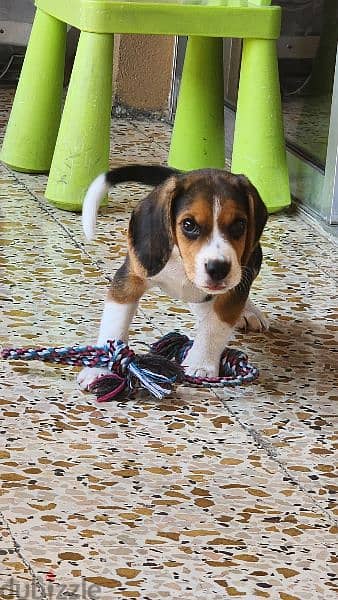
[36,0,281,38]
[1,0,291,213]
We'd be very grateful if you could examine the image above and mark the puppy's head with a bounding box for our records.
[129,169,267,294]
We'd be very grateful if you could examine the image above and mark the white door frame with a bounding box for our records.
[321,45,338,224]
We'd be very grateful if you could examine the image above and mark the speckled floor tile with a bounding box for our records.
[1,87,337,599]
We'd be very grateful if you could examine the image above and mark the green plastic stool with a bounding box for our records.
[1,0,290,213]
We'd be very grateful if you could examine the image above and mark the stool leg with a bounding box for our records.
[45,32,113,211]
[232,38,290,213]
[168,36,224,171]
[1,9,66,173]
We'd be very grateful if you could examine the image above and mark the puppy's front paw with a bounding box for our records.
[237,301,269,333]
[182,355,219,379]
[77,366,109,391]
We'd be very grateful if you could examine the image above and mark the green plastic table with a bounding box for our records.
[0,0,290,213]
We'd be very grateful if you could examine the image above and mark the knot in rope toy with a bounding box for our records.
[150,332,258,387]
[2,332,258,402]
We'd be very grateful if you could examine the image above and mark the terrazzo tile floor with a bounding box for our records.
[0,88,337,599]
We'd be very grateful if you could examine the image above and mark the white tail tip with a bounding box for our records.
[82,174,110,241]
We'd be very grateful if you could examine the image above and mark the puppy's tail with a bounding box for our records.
[82,164,180,241]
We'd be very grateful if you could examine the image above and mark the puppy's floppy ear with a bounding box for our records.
[236,174,268,265]
[128,176,181,277]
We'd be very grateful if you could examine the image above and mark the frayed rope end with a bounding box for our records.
[89,351,185,402]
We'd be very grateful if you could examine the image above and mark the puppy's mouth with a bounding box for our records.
[205,283,227,292]
[199,282,229,295]
[198,272,242,295]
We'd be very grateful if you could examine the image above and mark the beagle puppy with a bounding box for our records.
[78,165,268,390]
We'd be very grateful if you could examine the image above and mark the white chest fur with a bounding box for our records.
[149,246,206,303]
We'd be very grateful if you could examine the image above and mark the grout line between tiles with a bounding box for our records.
[0,515,47,599]
[217,390,337,527]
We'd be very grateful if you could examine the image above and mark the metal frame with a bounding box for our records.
[286,43,338,225]
[321,45,338,224]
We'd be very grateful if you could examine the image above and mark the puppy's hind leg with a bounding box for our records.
[237,298,269,332]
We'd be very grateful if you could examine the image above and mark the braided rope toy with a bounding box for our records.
[2,332,258,402]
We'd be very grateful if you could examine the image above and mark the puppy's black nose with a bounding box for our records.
[205,259,231,281]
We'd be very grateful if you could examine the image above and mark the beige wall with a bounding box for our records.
[113,34,176,114]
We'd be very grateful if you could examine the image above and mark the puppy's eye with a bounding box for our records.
[181,218,201,239]
[228,218,247,239]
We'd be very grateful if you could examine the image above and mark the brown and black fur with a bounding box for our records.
[108,166,267,319]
